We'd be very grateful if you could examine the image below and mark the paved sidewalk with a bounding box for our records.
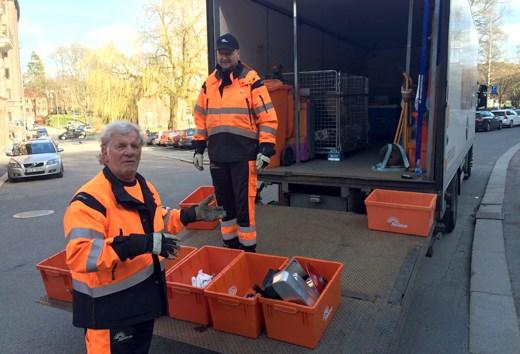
[470,143,520,354]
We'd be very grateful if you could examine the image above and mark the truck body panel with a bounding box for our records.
[209,0,478,222]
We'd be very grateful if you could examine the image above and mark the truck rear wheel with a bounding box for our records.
[443,173,459,233]
[463,148,472,180]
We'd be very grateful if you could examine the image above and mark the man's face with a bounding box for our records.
[101,131,142,182]
[217,49,240,69]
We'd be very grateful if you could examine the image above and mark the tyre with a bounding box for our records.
[443,173,459,233]
[498,121,502,130]
[510,120,514,128]
[485,122,490,131]
[463,148,472,180]
[56,164,64,178]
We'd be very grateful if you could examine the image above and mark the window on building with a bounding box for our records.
[4,68,9,79]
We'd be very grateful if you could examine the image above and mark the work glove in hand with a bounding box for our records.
[195,195,226,221]
[256,143,276,172]
[256,153,270,171]
[150,232,180,259]
[193,153,204,171]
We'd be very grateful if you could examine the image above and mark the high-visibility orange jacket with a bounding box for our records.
[63,167,188,329]
[193,62,278,162]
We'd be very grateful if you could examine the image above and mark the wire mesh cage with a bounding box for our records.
[282,70,368,155]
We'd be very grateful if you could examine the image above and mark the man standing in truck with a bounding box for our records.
[192,33,278,253]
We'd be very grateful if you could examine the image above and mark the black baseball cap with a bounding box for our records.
[216,33,239,51]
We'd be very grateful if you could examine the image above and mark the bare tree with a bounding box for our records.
[141,0,207,129]
[469,0,509,84]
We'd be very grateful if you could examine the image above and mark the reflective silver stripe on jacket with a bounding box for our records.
[258,125,277,136]
[194,105,206,116]
[65,228,104,243]
[208,126,258,140]
[253,102,274,116]
[207,107,250,115]
[195,129,208,137]
[86,239,104,273]
[73,262,165,298]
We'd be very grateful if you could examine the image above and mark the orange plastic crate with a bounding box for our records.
[259,256,343,348]
[205,253,289,338]
[179,186,219,230]
[164,245,197,274]
[165,246,243,325]
[364,189,437,237]
[36,250,72,302]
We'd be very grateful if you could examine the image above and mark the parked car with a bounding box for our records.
[158,130,179,146]
[144,131,158,145]
[175,128,195,148]
[5,138,64,182]
[491,109,520,128]
[475,111,501,132]
[157,130,170,146]
[58,128,86,140]
[27,127,49,140]
[76,124,94,133]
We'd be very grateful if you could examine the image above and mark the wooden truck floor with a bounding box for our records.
[259,147,435,192]
[39,205,431,353]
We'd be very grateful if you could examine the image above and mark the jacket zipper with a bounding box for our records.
[245,98,254,127]
[205,98,209,115]
[259,95,268,113]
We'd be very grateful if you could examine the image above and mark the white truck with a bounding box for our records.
[207,0,478,236]
[40,1,479,352]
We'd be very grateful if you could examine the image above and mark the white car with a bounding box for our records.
[491,109,520,128]
[6,138,64,182]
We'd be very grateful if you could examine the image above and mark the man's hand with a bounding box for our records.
[151,232,180,259]
[195,195,226,221]
[256,153,270,172]
[193,153,204,171]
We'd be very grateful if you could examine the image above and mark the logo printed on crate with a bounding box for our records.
[323,305,333,321]
[227,286,237,296]
[386,216,409,229]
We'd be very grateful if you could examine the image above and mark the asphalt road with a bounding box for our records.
[395,126,520,354]
[1,126,520,353]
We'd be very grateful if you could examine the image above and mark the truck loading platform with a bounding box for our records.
[39,205,431,353]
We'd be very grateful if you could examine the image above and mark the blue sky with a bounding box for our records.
[19,0,143,73]
[18,0,520,75]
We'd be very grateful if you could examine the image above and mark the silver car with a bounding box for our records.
[6,139,64,182]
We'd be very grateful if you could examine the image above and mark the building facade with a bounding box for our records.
[0,0,22,147]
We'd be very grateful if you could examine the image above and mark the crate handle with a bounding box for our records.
[217,297,240,306]
[170,285,191,295]
[273,304,298,314]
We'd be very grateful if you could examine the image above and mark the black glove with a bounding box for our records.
[259,143,276,158]
[149,232,180,259]
[111,233,180,261]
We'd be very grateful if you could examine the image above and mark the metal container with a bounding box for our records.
[271,270,320,306]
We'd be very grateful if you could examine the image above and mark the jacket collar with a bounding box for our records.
[102,167,154,213]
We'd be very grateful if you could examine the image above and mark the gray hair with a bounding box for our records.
[99,121,144,147]
[98,121,144,165]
